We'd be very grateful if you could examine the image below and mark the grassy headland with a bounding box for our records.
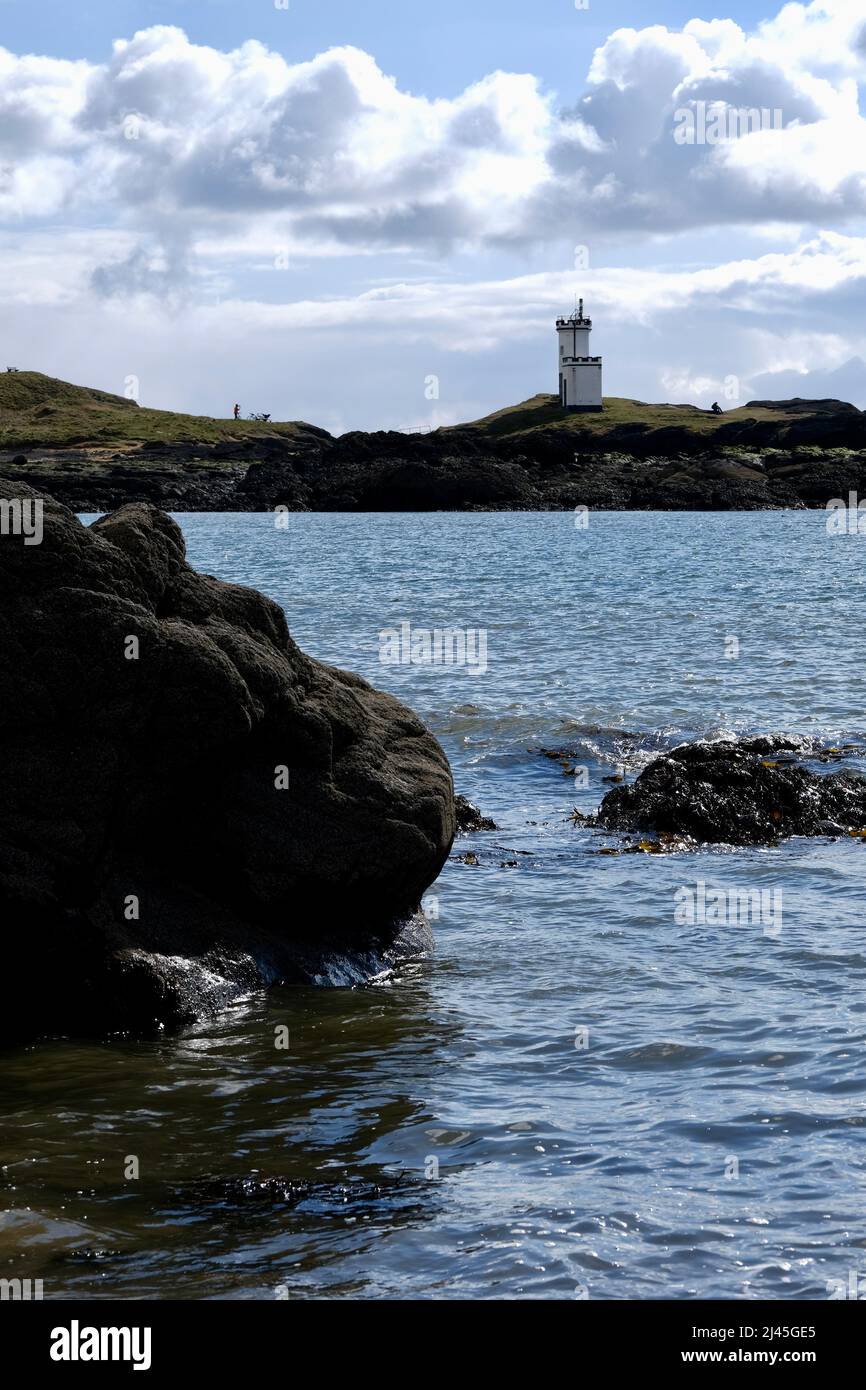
[0,371,325,450]
[456,392,857,440]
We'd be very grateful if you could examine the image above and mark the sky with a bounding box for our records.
[2,0,866,432]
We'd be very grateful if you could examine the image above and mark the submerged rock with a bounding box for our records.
[595,737,866,845]
[0,483,455,1040]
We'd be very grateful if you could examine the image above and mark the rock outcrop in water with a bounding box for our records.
[0,482,455,1040]
[454,796,497,832]
[595,737,866,845]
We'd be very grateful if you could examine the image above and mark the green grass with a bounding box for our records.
[453,393,821,440]
[0,373,856,453]
[0,371,324,449]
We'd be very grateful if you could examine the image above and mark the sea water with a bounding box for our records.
[3,510,865,1300]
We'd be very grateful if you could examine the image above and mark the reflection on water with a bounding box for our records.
[1,971,459,1298]
[5,512,866,1299]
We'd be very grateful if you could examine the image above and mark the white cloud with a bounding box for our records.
[1,1,866,279]
[4,222,862,366]
[2,3,866,425]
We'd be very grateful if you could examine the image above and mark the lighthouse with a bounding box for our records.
[556,299,603,411]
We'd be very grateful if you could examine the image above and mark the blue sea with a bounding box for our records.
[3,511,866,1300]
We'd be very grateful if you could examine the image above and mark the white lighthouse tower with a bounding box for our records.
[556,298,603,411]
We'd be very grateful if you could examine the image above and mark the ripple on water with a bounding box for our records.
[8,511,866,1299]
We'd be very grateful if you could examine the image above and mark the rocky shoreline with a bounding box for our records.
[3,376,866,513]
[4,402,866,514]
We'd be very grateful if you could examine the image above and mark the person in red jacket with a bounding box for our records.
[233,403,240,420]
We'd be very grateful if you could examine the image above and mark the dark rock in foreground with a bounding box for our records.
[0,483,454,1040]
[596,737,866,845]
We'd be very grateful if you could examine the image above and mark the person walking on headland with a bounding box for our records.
[233,403,240,420]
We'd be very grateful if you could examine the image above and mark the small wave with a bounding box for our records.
[667,1111,866,1143]
[603,1041,711,1068]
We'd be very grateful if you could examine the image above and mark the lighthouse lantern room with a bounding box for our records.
[556,299,603,411]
